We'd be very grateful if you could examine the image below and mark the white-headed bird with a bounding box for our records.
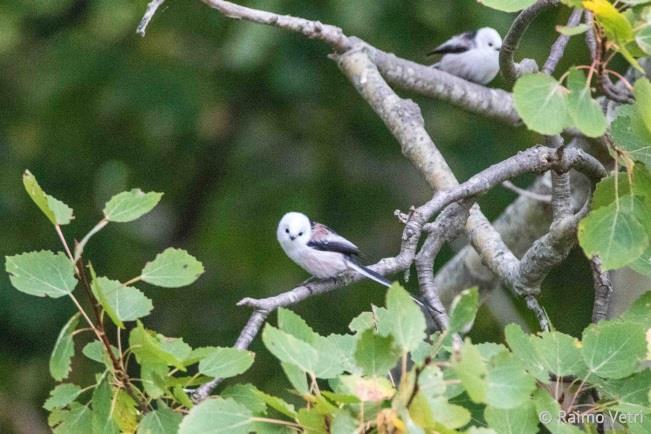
[428,27,502,84]
[276,212,390,286]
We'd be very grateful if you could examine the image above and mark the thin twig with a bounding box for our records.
[543,9,583,74]
[502,180,552,203]
[137,0,167,37]
[74,218,109,262]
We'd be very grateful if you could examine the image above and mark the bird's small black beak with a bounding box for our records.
[290,235,296,241]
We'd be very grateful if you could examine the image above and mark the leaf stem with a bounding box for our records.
[251,417,302,429]
[123,276,142,286]
[74,218,109,262]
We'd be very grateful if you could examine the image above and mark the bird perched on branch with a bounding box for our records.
[427,27,502,84]
[277,212,391,286]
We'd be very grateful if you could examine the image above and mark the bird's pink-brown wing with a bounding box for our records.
[307,222,360,256]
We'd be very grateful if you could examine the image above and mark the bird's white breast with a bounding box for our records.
[438,49,500,85]
[284,243,349,278]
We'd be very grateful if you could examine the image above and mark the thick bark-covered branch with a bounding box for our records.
[415,201,472,330]
[189,0,521,124]
[366,48,519,124]
[144,0,613,399]
[590,256,613,322]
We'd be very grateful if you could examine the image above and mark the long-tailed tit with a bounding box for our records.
[277,212,391,286]
[428,27,502,85]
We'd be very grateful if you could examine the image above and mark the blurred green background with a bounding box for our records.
[0,0,596,431]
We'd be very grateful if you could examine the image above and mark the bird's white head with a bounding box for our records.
[277,212,312,251]
[476,27,502,52]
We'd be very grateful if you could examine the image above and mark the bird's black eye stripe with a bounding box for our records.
[285,228,289,234]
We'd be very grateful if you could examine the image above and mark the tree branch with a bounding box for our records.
[160,0,610,398]
[543,8,583,75]
[415,201,473,330]
[590,255,613,322]
[182,0,522,124]
[137,0,166,36]
[500,0,560,84]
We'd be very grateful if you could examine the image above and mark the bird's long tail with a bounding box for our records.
[346,260,391,287]
[346,259,427,309]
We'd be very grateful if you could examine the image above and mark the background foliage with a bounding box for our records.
[0,0,619,431]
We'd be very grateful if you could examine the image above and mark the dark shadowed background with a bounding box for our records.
[0,1,596,431]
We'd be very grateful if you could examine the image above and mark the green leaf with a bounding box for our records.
[137,402,183,434]
[6,251,77,298]
[102,189,162,223]
[281,362,309,394]
[91,275,153,328]
[82,341,119,367]
[485,351,536,409]
[141,361,168,399]
[418,365,446,397]
[113,389,138,433]
[621,291,651,327]
[484,402,539,434]
[566,68,608,137]
[141,248,205,288]
[50,313,80,381]
[92,377,120,434]
[221,384,267,415]
[262,324,318,373]
[312,334,352,378]
[278,308,317,343]
[349,311,375,333]
[353,329,400,377]
[44,384,83,411]
[448,287,479,334]
[49,403,93,434]
[611,105,651,166]
[252,390,296,418]
[376,283,426,352]
[533,388,584,434]
[505,323,549,382]
[630,245,651,276]
[591,173,632,210]
[634,78,651,134]
[532,331,585,377]
[331,410,358,434]
[409,392,471,430]
[179,398,252,434]
[478,0,536,12]
[596,370,651,414]
[582,320,647,379]
[556,23,590,36]
[129,322,192,370]
[637,25,651,54]
[197,347,255,378]
[453,340,487,403]
[578,196,650,270]
[297,408,328,433]
[23,170,74,225]
[513,73,570,135]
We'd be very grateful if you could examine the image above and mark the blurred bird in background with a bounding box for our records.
[428,27,502,84]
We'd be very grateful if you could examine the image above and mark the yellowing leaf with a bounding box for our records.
[583,0,634,43]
